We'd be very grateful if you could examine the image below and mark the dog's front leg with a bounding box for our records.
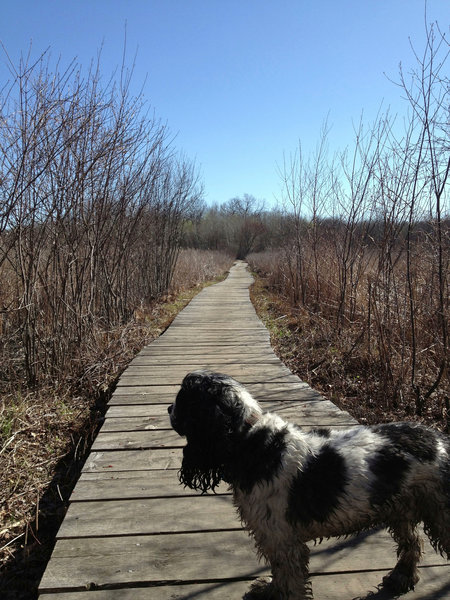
[383,522,422,593]
[245,539,312,599]
[272,541,312,600]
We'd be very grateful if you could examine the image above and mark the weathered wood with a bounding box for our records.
[116,372,301,387]
[83,448,181,472]
[101,405,355,430]
[137,347,275,356]
[38,530,449,593]
[58,495,241,538]
[56,497,450,574]
[70,470,230,501]
[109,381,325,402]
[130,355,281,365]
[92,421,358,451]
[42,567,450,600]
[120,363,293,380]
[39,530,265,592]
[103,411,172,430]
[91,429,183,450]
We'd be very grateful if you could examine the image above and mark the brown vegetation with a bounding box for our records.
[0,46,233,598]
[248,249,448,431]
[0,248,232,599]
[0,50,205,390]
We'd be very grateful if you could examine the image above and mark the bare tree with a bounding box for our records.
[0,47,203,385]
[220,194,266,259]
[395,19,449,413]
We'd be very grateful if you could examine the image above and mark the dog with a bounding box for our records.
[168,370,450,599]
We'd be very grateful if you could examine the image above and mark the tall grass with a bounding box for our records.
[248,227,448,427]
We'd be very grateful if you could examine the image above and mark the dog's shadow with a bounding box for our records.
[351,587,405,600]
[350,581,450,600]
[309,531,450,600]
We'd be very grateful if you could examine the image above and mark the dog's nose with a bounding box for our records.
[168,404,173,415]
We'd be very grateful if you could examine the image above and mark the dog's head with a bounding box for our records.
[168,370,262,492]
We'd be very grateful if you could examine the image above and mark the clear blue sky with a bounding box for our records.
[1,1,448,207]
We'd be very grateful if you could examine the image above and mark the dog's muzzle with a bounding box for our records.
[168,404,185,436]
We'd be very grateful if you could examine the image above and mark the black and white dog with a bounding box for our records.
[168,370,450,599]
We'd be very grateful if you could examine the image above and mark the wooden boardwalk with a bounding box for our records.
[39,262,449,599]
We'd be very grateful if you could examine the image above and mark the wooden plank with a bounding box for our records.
[120,365,293,380]
[70,470,230,501]
[115,372,310,392]
[92,416,358,451]
[157,332,271,339]
[105,398,353,416]
[130,356,281,365]
[103,414,172,431]
[103,408,171,429]
[169,322,267,328]
[91,430,182,450]
[116,372,300,387]
[156,323,267,329]
[38,530,449,592]
[139,342,273,350]
[58,496,239,538]
[150,336,271,344]
[137,347,275,356]
[38,581,254,599]
[108,388,179,401]
[150,330,269,338]
[83,449,181,472]
[108,381,324,406]
[106,397,347,415]
[39,530,265,592]
[101,407,355,430]
[42,566,450,600]
[269,401,356,424]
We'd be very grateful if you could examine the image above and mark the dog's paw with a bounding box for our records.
[382,568,420,594]
[243,577,274,599]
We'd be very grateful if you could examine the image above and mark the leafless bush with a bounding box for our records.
[171,249,233,292]
[0,49,203,387]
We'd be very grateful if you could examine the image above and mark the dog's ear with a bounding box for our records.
[176,374,247,492]
[179,439,225,493]
[178,397,235,493]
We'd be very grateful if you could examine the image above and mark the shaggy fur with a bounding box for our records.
[168,370,450,599]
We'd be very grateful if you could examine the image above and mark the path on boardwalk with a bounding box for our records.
[39,262,449,599]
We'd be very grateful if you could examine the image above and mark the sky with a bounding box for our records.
[0,1,448,208]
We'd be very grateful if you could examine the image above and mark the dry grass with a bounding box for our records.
[249,262,448,433]
[0,249,233,600]
[171,249,233,292]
